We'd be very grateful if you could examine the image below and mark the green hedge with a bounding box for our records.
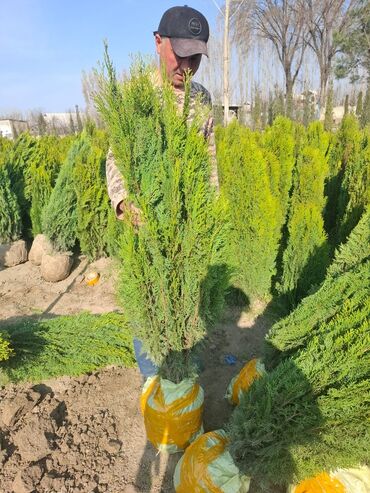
[0,312,135,382]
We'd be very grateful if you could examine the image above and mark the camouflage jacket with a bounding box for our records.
[106,79,219,218]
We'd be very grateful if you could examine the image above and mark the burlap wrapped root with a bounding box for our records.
[174,430,250,493]
[226,358,266,405]
[288,466,370,493]
[141,376,204,454]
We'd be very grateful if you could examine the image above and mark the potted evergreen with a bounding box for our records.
[95,49,228,452]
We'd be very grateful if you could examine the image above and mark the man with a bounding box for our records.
[106,5,218,223]
[106,5,218,377]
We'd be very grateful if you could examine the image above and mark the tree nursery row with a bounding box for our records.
[0,57,369,492]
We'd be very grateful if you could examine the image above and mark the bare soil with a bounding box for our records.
[0,257,278,493]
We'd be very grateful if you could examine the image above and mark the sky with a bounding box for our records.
[0,0,219,114]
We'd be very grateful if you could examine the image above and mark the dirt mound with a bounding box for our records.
[0,367,175,493]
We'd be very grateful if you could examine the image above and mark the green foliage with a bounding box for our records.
[230,222,370,485]
[74,128,110,260]
[25,136,65,236]
[217,122,283,302]
[42,139,82,252]
[0,312,135,382]
[5,133,37,238]
[278,145,329,304]
[94,51,229,382]
[328,208,370,278]
[266,209,370,359]
[0,164,22,243]
[229,306,370,486]
[106,206,125,258]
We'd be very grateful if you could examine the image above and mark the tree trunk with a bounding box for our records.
[223,0,231,126]
[285,75,294,119]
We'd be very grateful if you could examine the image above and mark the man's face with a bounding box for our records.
[155,34,202,89]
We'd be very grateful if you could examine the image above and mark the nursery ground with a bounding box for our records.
[0,258,281,493]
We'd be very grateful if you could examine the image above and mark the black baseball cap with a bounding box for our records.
[154,6,209,57]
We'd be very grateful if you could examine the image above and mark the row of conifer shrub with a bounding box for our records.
[0,123,123,261]
[216,114,369,308]
[0,114,368,306]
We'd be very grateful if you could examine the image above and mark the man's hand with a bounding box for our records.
[118,201,144,227]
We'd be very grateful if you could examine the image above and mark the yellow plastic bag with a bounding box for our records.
[288,466,370,493]
[226,358,266,405]
[140,376,204,454]
[174,430,250,493]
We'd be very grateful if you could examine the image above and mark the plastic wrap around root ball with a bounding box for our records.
[174,430,250,493]
[225,358,266,405]
[140,376,204,454]
[288,466,370,493]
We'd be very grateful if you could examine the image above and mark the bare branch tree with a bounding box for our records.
[303,0,355,109]
[253,0,308,117]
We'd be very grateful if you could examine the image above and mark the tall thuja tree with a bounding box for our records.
[25,136,64,236]
[216,122,283,303]
[325,114,362,243]
[42,138,85,252]
[336,117,369,244]
[73,124,110,260]
[262,117,295,223]
[0,164,22,244]
[94,51,228,382]
[278,138,329,305]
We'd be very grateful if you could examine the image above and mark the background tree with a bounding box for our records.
[75,104,83,133]
[335,0,370,83]
[253,0,307,118]
[324,82,334,131]
[303,0,354,109]
[361,84,370,127]
[344,93,349,115]
[356,90,363,116]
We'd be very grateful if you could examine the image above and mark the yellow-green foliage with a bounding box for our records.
[25,136,65,236]
[279,145,330,303]
[73,127,110,260]
[0,136,13,164]
[217,122,283,302]
[262,116,295,219]
[0,333,13,362]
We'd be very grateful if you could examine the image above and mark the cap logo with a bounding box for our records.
[188,17,202,36]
